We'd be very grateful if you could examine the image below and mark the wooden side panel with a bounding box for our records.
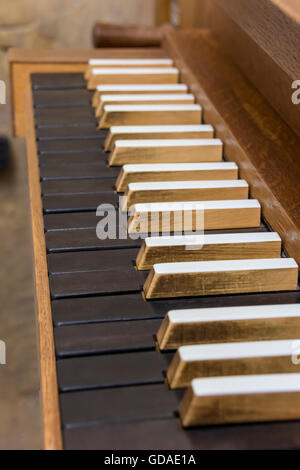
[25,91,62,450]
[164,29,300,267]
[206,0,300,137]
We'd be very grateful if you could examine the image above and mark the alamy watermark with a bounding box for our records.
[0,80,6,105]
[96,196,204,247]
[291,80,300,105]
[0,340,6,365]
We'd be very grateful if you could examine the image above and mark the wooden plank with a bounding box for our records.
[157,304,300,350]
[93,84,188,108]
[106,124,213,152]
[96,93,195,117]
[87,67,179,89]
[179,374,300,427]
[207,0,300,137]
[116,161,235,192]
[164,29,300,267]
[128,199,261,234]
[86,58,173,75]
[144,258,298,299]
[24,90,62,449]
[136,232,282,270]
[110,136,221,166]
[124,179,248,208]
[85,58,173,80]
[100,104,202,129]
[168,340,299,389]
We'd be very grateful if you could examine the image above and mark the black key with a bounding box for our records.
[39,151,107,167]
[63,417,300,450]
[60,384,181,428]
[52,291,300,326]
[36,126,103,140]
[50,268,146,298]
[46,228,142,253]
[57,351,173,392]
[38,139,106,154]
[41,178,115,195]
[33,89,92,108]
[55,318,161,357]
[40,163,119,180]
[52,293,165,326]
[44,212,100,231]
[34,107,95,127]
[48,248,139,274]
[43,192,117,213]
[31,73,85,90]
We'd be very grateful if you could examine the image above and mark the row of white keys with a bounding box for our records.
[157,303,300,427]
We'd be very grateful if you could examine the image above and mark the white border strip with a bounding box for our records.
[115,138,220,148]
[101,94,194,102]
[168,304,300,324]
[97,84,188,92]
[89,59,173,66]
[179,339,297,362]
[104,104,201,112]
[128,179,247,191]
[133,199,261,214]
[153,258,297,275]
[192,373,300,397]
[92,67,179,75]
[122,162,236,173]
[145,232,281,247]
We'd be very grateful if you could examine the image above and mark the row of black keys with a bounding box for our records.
[32,73,300,449]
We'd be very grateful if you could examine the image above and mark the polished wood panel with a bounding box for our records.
[163,29,300,267]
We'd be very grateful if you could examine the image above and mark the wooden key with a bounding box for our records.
[157,304,300,351]
[85,58,174,80]
[96,94,195,118]
[109,137,219,166]
[106,125,214,152]
[167,340,300,389]
[179,374,300,427]
[88,67,179,90]
[100,104,202,129]
[136,232,282,270]
[123,180,248,208]
[127,199,261,234]
[144,258,298,299]
[116,161,236,192]
[93,84,188,108]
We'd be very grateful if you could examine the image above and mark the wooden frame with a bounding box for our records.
[9,19,300,445]
[9,47,167,450]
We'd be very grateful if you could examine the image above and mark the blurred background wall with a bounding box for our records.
[0,0,166,79]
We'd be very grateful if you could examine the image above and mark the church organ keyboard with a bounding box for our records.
[8,5,300,449]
